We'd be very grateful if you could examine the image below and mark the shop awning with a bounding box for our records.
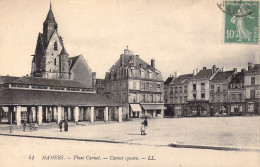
[130,104,142,112]
[141,104,166,110]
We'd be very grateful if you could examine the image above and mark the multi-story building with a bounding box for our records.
[209,69,237,115]
[164,74,193,117]
[245,62,260,115]
[227,71,246,115]
[187,65,220,116]
[104,47,165,118]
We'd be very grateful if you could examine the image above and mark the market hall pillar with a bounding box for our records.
[37,106,42,125]
[16,106,21,126]
[90,107,94,123]
[104,107,108,122]
[57,106,62,124]
[118,107,122,122]
[74,107,79,123]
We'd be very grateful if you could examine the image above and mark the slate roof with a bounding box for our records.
[0,89,121,107]
[44,7,57,26]
[0,76,91,89]
[69,55,80,70]
[192,69,215,79]
[0,76,19,85]
[229,72,244,84]
[251,64,260,71]
[109,54,158,72]
[211,71,234,82]
[171,74,193,85]
[164,76,174,85]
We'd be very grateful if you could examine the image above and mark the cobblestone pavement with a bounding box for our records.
[0,116,259,150]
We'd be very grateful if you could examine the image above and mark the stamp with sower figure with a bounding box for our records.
[218,0,259,44]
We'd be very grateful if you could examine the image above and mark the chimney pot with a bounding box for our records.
[151,59,155,68]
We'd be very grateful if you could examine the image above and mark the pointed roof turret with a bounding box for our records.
[43,2,58,26]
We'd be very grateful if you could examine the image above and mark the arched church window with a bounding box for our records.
[54,41,58,51]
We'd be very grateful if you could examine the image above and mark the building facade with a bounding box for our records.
[227,71,246,115]
[209,69,237,116]
[187,65,220,116]
[245,63,260,115]
[164,74,193,117]
[104,47,165,118]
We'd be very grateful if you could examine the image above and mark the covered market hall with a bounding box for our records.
[0,76,122,126]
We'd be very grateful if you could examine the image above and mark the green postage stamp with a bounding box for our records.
[224,1,259,44]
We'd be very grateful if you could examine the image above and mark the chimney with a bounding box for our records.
[193,70,196,76]
[248,62,254,70]
[241,68,245,72]
[212,65,216,74]
[222,67,225,71]
[203,67,207,70]
[196,68,199,74]
[233,68,237,72]
[174,71,179,78]
[92,72,96,88]
[151,59,155,68]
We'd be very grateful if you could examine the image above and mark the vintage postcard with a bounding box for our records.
[0,0,259,167]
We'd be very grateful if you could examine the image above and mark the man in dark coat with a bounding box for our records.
[58,121,62,132]
[64,121,68,132]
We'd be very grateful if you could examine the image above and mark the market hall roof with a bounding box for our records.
[0,76,91,89]
[0,89,121,107]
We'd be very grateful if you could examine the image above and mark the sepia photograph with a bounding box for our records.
[0,0,259,166]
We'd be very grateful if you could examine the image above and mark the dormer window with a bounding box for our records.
[54,41,58,50]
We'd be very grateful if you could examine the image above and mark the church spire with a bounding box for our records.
[43,2,58,42]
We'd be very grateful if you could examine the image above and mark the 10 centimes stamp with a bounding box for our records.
[220,0,259,44]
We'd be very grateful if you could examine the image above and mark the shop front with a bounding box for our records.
[188,101,210,117]
[228,103,245,116]
[129,103,142,118]
[140,103,166,118]
[210,103,228,116]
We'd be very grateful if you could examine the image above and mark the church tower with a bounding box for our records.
[43,3,58,42]
[31,3,70,80]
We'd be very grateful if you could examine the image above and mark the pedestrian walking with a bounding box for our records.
[23,121,26,132]
[58,121,62,132]
[141,117,148,135]
[64,121,68,132]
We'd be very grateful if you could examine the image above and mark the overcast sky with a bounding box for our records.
[0,0,259,79]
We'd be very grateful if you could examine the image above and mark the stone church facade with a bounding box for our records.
[31,4,94,87]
